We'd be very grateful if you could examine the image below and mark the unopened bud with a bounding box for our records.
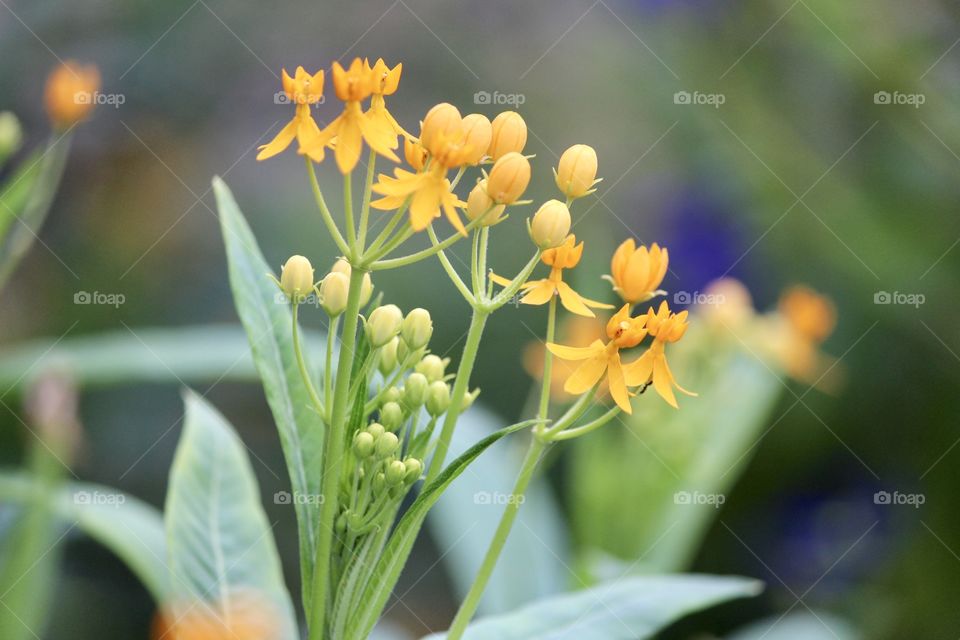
[372,472,386,493]
[375,431,400,457]
[489,111,527,160]
[555,144,598,199]
[353,431,375,458]
[366,304,403,347]
[461,113,492,164]
[461,388,481,412]
[420,102,462,155]
[382,387,401,404]
[331,258,374,307]
[347,511,366,530]
[466,180,506,226]
[366,423,386,439]
[0,112,23,161]
[379,337,400,375]
[320,271,349,316]
[403,373,429,408]
[487,152,530,204]
[280,255,315,303]
[401,308,433,350]
[385,459,407,486]
[530,200,571,249]
[380,401,404,431]
[415,354,447,382]
[425,381,451,417]
[403,458,423,483]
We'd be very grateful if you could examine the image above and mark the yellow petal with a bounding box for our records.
[606,352,632,414]
[489,272,514,287]
[555,281,595,317]
[564,351,608,394]
[256,117,299,161]
[521,280,557,306]
[334,117,363,174]
[441,195,467,236]
[622,349,654,387]
[296,115,326,162]
[358,111,401,161]
[547,340,604,361]
[651,354,678,409]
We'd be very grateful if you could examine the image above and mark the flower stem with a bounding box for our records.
[536,296,557,433]
[551,406,621,440]
[446,435,547,639]
[357,150,376,250]
[344,173,356,254]
[293,302,325,417]
[308,267,366,640]
[306,158,350,257]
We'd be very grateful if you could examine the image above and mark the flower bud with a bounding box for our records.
[415,354,447,382]
[555,144,598,199]
[347,511,366,530]
[487,152,531,204]
[320,271,349,316]
[0,112,23,161]
[461,113,492,164]
[403,458,423,483]
[375,431,400,458]
[530,200,571,249]
[353,431,375,458]
[366,422,386,439]
[385,459,407,486]
[379,336,400,375]
[461,388,480,412]
[420,102,462,154]
[489,111,527,160]
[425,381,451,417]
[382,386,401,404]
[466,180,506,226]
[380,401,404,431]
[331,258,373,307]
[401,308,433,350]
[44,61,100,129]
[280,255,315,303]
[372,472,386,493]
[366,304,403,347]
[403,372,429,408]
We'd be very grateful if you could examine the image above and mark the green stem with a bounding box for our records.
[344,173,356,254]
[489,251,542,310]
[308,268,366,640]
[536,297,557,434]
[371,216,484,270]
[446,435,548,639]
[358,150,376,249]
[425,226,474,303]
[551,406,621,441]
[324,315,340,417]
[293,302,325,417]
[306,158,351,258]
[424,308,488,484]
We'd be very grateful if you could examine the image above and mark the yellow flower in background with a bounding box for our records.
[547,304,649,413]
[305,58,400,174]
[605,239,669,305]
[490,235,613,316]
[763,284,839,388]
[257,67,326,162]
[44,61,100,129]
[623,301,696,408]
[153,592,280,640]
[366,58,411,139]
[779,284,836,344]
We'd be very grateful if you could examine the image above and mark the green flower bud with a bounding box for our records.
[403,373,429,408]
[380,401,404,431]
[415,355,447,382]
[320,271,349,316]
[379,336,400,375]
[461,388,481,412]
[425,381,451,417]
[331,258,374,307]
[353,431,375,458]
[347,511,366,530]
[366,304,403,348]
[385,459,407,486]
[403,458,423,483]
[382,387,401,404]
[375,431,400,458]
[372,472,386,493]
[401,308,433,350]
[336,511,348,532]
[366,422,386,439]
[280,255,315,303]
[0,112,23,162]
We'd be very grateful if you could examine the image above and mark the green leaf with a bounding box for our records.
[214,176,325,608]
[0,149,42,241]
[165,390,297,638]
[0,472,169,602]
[423,574,763,640]
[345,419,539,640]
[729,611,861,640]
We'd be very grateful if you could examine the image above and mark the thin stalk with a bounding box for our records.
[293,302,325,417]
[372,216,485,270]
[551,406,621,441]
[306,158,350,257]
[425,226,474,304]
[344,173,356,254]
[324,316,340,417]
[489,251,542,310]
[470,230,482,295]
[308,268,366,640]
[358,150,376,249]
[536,297,557,434]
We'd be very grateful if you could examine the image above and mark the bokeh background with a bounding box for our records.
[2,0,959,637]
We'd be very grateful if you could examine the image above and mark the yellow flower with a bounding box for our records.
[366,58,412,139]
[547,304,649,413]
[605,239,669,304]
[44,61,100,129]
[490,235,613,317]
[256,67,326,162]
[304,58,400,174]
[555,144,599,199]
[488,111,527,160]
[622,301,695,409]
[460,114,492,165]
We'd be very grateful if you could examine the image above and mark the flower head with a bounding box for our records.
[491,235,613,316]
[622,301,695,408]
[257,67,326,162]
[605,239,669,305]
[45,61,100,129]
[366,58,412,140]
[547,304,649,413]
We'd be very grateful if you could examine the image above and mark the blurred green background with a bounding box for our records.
[2,0,959,637]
